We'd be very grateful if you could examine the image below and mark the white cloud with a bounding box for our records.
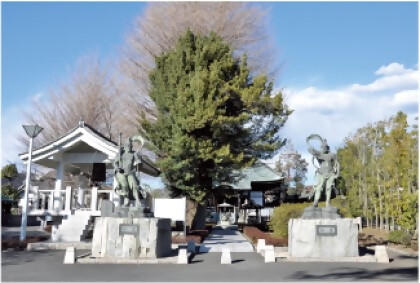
[392,89,419,106]
[375,62,410,76]
[350,67,417,93]
[274,62,418,185]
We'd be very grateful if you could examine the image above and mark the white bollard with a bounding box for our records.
[221,248,232,264]
[177,248,188,264]
[63,247,76,264]
[375,245,389,263]
[264,245,275,263]
[257,239,266,253]
[187,240,196,253]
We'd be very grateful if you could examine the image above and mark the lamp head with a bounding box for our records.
[22,125,43,138]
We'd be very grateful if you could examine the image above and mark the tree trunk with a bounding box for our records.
[362,147,368,220]
[385,207,389,231]
[375,205,379,229]
[185,198,206,232]
[378,175,384,230]
[380,214,384,230]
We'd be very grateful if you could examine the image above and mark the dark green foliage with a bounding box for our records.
[140,31,291,203]
[388,230,412,246]
[1,184,18,201]
[1,164,18,179]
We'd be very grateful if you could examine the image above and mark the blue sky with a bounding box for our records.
[2,2,418,186]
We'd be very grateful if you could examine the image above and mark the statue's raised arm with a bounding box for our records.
[306,134,323,156]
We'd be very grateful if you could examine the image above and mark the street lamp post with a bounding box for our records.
[20,125,43,241]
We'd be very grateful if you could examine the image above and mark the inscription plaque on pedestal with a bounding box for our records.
[316,225,337,236]
[119,224,139,236]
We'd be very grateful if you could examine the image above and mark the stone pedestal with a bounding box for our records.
[92,216,171,259]
[288,218,358,258]
[301,206,341,219]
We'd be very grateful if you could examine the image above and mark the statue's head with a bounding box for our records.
[126,138,133,152]
[322,139,330,153]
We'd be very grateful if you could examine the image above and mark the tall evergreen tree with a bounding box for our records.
[140,31,291,227]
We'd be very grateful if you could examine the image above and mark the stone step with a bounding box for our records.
[55,213,93,242]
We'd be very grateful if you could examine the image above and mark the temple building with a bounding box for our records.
[208,162,286,225]
[18,121,159,241]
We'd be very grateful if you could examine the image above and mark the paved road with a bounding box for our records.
[199,228,254,252]
[2,248,418,282]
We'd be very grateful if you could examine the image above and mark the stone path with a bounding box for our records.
[199,228,254,253]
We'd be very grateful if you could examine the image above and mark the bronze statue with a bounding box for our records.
[307,134,340,207]
[114,135,146,208]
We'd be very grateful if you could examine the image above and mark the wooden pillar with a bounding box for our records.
[257,209,262,223]
[41,193,46,210]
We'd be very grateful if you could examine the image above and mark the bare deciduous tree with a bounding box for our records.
[21,57,122,147]
[119,2,276,129]
[20,3,278,146]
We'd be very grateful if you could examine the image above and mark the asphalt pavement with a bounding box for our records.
[2,248,418,282]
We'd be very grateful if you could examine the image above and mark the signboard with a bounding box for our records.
[119,224,139,236]
[316,225,337,236]
[153,197,186,222]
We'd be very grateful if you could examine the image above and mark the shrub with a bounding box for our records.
[388,230,411,246]
[330,198,353,218]
[269,200,353,238]
[1,164,18,179]
[1,184,18,201]
[269,202,307,238]
[171,235,202,244]
[2,236,49,251]
[243,226,287,247]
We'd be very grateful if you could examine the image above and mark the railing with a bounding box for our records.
[26,186,115,215]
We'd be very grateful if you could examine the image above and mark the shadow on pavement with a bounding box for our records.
[290,266,418,281]
[2,250,55,267]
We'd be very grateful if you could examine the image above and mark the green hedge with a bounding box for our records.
[269,202,307,238]
[269,199,353,238]
[388,230,411,246]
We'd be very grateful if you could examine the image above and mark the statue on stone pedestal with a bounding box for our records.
[307,134,340,208]
[114,135,147,208]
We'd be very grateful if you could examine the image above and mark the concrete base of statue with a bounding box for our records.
[91,201,171,259]
[288,208,359,258]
